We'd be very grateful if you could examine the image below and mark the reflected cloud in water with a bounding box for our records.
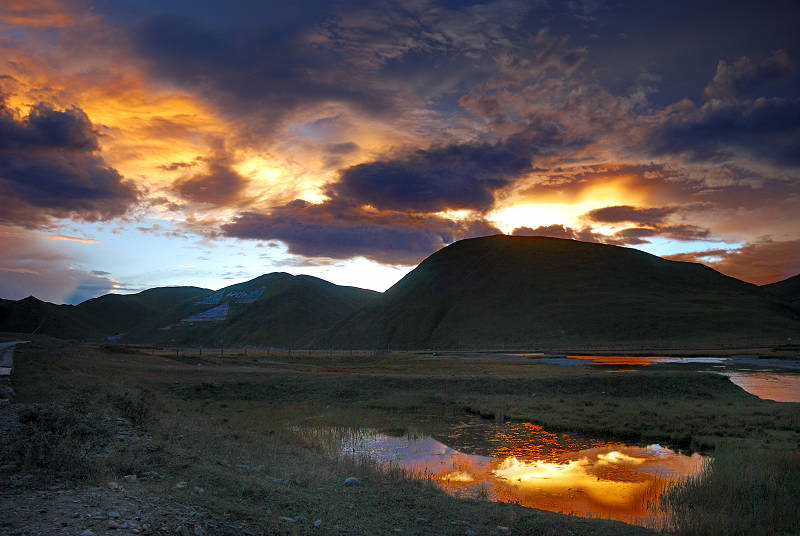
[337,422,705,526]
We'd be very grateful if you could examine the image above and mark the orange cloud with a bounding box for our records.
[664,240,800,285]
[0,0,75,28]
[37,234,99,243]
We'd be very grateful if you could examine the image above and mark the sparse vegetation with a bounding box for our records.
[2,338,798,534]
[656,446,800,535]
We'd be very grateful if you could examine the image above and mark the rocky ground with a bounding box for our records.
[0,401,262,536]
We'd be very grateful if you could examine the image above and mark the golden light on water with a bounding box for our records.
[334,422,706,527]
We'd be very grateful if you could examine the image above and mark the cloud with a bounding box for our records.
[645,96,800,166]
[584,205,676,226]
[663,239,800,285]
[0,225,119,303]
[37,234,99,243]
[328,142,532,212]
[222,199,501,265]
[704,50,794,101]
[511,224,601,242]
[0,98,138,227]
[173,160,248,206]
[130,10,397,138]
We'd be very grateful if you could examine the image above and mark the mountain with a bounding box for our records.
[76,286,213,336]
[0,296,99,339]
[0,287,211,339]
[325,235,799,349]
[762,274,800,312]
[120,273,379,347]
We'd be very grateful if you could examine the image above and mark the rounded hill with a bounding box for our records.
[327,235,798,349]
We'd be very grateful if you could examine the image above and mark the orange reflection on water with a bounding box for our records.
[344,423,704,526]
[567,355,669,366]
[725,372,800,402]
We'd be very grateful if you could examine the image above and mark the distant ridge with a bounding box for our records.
[122,272,379,347]
[324,235,799,349]
[0,274,378,347]
[763,273,800,313]
[2,237,797,349]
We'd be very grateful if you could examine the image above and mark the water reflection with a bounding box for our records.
[566,355,726,366]
[722,372,800,402]
[337,422,704,526]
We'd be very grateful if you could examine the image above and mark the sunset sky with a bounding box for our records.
[1,0,799,303]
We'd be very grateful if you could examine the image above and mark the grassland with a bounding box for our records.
[2,338,798,535]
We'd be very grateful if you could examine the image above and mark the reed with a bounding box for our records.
[656,445,800,535]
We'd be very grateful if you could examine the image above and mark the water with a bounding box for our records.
[719,371,800,402]
[523,354,800,402]
[332,421,705,527]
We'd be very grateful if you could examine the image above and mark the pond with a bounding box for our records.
[324,420,706,527]
[511,354,800,402]
[718,371,800,403]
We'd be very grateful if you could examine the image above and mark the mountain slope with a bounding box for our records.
[0,296,99,339]
[122,272,379,347]
[76,286,212,335]
[762,273,800,312]
[326,235,798,349]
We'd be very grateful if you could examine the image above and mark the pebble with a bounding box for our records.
[415,517,427,523]
[343,477,361,486]
[174,481,187,489]
[123,474,137,482]
[107,481,121,490]
[108,511,121,518]
[81,530,96,536]
[464,530,476,536]
[279,516,296,523]
[497,526,509,532]
[108,519,125,529]
[193,486,205,494]
[314,519,322,527]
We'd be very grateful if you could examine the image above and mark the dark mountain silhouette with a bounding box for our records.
[75,286,212,336]
[325,235,799,349]
[123,272,379,347]
[0,296,99,339]
[2,237,797,348]
[762,273,800,313]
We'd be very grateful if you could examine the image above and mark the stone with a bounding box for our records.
[174,481,187,489]
[107,481,121,490]
[123,474,137,482]
[464,530,476,536]
[81,530,96,536]
[193,486,205,494]
[343,477,362,486]
[108,519,125,529]
[279,517,296,523]
[497,527,509,533]
[108,511,121,518]
[415,517,427,523]
[314,519,322,527]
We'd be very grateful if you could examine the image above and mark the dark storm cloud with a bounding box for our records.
[222,200,501,265]
[130,11,395,136]
[704,50,794,101]
[173,161,248,206]
[328,142,532,212]
[646,95,800,166]
[511,224,601,243]
[0,98,138,227]
[584,205,675,226]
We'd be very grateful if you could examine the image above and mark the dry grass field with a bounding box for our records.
[1,338,798,535]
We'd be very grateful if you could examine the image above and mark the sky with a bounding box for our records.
[0,0,799,304]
